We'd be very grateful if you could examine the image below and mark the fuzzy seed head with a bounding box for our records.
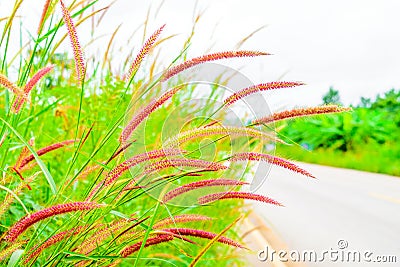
[119,85,185,144]
[163,179,248,203]
[162,228,244,248]
[120,234,174,257]
[153,214,213,229]
[75,165,101,181]
[0,172,41,218]
[11,65,54,113]
[103,148,182,186]
[224,81,305,106]
[0,73,24,96]
[60,0,85,82]
[5,202,103,242]
[16,139,76,171]
[145,158,227,174]
[23,226,84,264]
[163,126,280,147]
[38,0,51,34]
[230,152,315,178]
[126,24,165,82]
[198,191,283,206]
[162,50,269,81]
[76,219,130,255]
[252,105,352,124]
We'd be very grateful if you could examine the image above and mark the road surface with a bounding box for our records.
[249,162,400,267]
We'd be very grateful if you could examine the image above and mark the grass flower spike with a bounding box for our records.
[163,125,281,147]
[11,65,54,113]
[37,0,51,34]
[0,172,41,218]
[230,152,315,178]
[153,214,213,229]
[145,158,227,174]
[126,24,166,82]
[120,85,185,144]
[224,81,305,106]
[162,228,244,248]
[104,148,182,186]
[121,234,174,257]
[162,50,269,81]
[252,105,352,124]
[23,226,84,264]
[0,73,24,96]
[88,148,182,200]
[15,139,76,171]
[60,0,86,83]
[163,179,248,203]
[75,165,101,181]
[5,202,104,242]
[76,219,131,255]
[199,192,283,206]
[14,137,35,171]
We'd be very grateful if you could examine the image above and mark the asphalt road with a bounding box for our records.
[250,162,400,267]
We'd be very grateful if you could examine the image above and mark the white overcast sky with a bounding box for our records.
[1,0,400,110]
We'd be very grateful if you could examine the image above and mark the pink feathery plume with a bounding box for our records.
[198,192,283,206]
[76,218,131,255]
[75,165,101,182]
[162,228,244,248]
[37,0,51,34]
[119,85,185,144]
[11,65,54,113]
[162,51,269,81]
[23,226,84,264]
[163,179,248,203]
[153,214,213,229]
[163,125,282,147]
[252,105,352,124]
[5,202,104,242]
[144,158,227,174]
[15,139,76,171]
[126,24,165,82]
[87,148,182,200]
[14,137,35,171]
[60,0,86,83]
[229,152,315,178]
[120,234,174,257]
[224,81,305,106]
[0,73,24,96]
[104,148,182,186]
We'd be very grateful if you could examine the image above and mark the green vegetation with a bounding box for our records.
[0,1,353,265]
[0,1,330,266]
[277,88,400,176]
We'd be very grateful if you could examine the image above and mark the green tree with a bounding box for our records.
[359,97,371,108]
[322,87,342,105]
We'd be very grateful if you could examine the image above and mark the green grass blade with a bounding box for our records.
[189,216,242,267]
[7,249,24,267]
[133,201,160,267]
[0,184,29,215]
[0,118,57,194]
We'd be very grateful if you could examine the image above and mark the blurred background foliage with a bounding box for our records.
[277,87,400,176]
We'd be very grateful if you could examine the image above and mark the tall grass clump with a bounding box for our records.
[0,1,350,266]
